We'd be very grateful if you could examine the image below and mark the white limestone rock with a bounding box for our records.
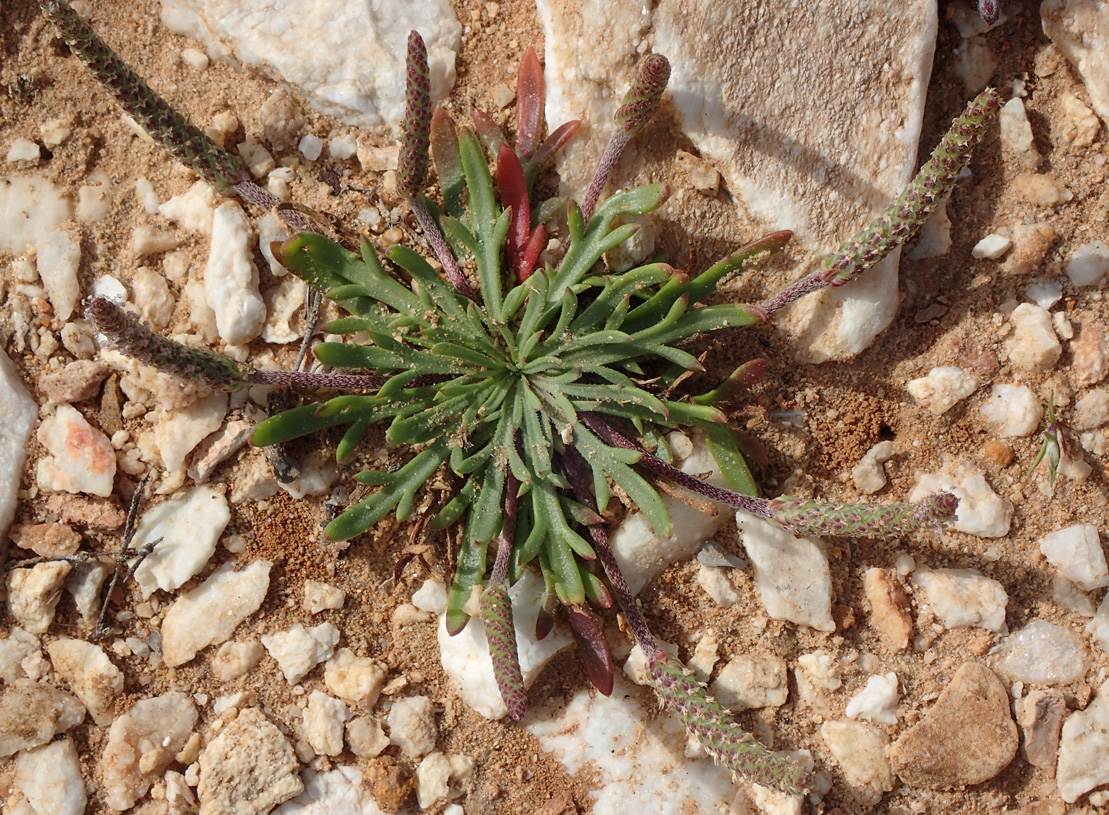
[412,579,448,615]
[303,579,346,614]
[388,695,437,758]
[1065,240,1109,287]
[820,720,894,806]
[46,638,124,726]
[261,621,340,683]
[851,440,895,494]
[161,560,271,666]
[131,485,231,597]
[0,627,40,683]
[0,348,37,539]
[1074,387,1109,430]
[205,201,266,345]
[6,562,72,635]
[1087,592,1109,653]
[998,97,1039,166]
[160,0,461,130]
[100,692,198,810]
[1004,303,1062,374]
[1056,680,1109,804]
[1039,524,1109,591]
[538,0,936,362]
[972,232,1013,259]
[0,680,85,757]
[6,137,40,162]
[738,512,834,632]
[262,277,306,344]
[710,654,789,711]
[158,180,217,233]
[0,174,71,254]
[912,567,1009,633]
[150,389,229,472]
[979,383,1043,437]
[35,229,80,321]
[346,717,389,759]
[988,619,1088,685]
[910,463,1012,537]
[845,673,899,725]
[416,752,474,809]
[301,691,349,757]
[212,639,266,681]
[1025,279,1063,309]
[323,648,386,708]
[608,435,730,595]
[907,366,978,415]
[272,767,376,815]
[197,707,304,815]
[1058,90,1102,148]
[13,738,86,815]
[36,404,116,497]
[437,569,573,720]
[1042,0,1109,128]
[695,563,741,607]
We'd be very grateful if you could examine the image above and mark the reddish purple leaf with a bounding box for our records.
[515,47,544,161]
[471,108,506,157]
[526,120,580,181]
[566,604,614,696]
[497,143,533,282]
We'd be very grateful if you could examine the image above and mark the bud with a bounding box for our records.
[768,491,958,537]
[398,31,432,198]
[615,54,671,137]
[479,584,527,721]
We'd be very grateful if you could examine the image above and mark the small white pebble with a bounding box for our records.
[328,134,358,160]
[1024,279,1062,309]
[299,134,324,161]
[180,47,209,71]
[972,233,1013,260]
[6,138,41,162]
[1066,241,1109,287]
[845,673,899,725]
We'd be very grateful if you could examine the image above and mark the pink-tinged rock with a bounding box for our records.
[890,662,1017,788]
[7,522,81,558]
[36,404,116,497]
[37,359,110,404]
[1015,689,1065,774]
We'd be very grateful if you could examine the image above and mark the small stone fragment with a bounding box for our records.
[323,647,387,708]
[8,522,81,558]
[298,134,324,160]
[913,568,1008,633]
[1039,524,1108,590]
[364,756,415,812]
[979,383,1043,437]
[301,691,350,757]
[988,619,1087,685]
[100,692,197,810]
[851,440,895,494]
[206,201,266,345]
[36,229,80,320]
[1015,689,1066,773]
[863,568,912,650]
[212,640,265,683]
[7,137,41,162]
[820,720,893,805]
[738,513,834,632]
[131,224,182,259]
[0,627,40,682]
[1013,173,1069,206]
[36,404,116,497]
[67,558,112,626]
[159,180,217,233]
[132,485,231,597]
[1074,387,1109,430]
[37,360,110,404]
[261,278,307,344]
[415,752,474,809]
[0,347,38,538]
[795,650,842,714]
[845,673,899,725]
[1066,240,1109,287]
[262,622,340,684]
[906,366,978,415]
[303,580,346,614]
[347,716,389,758]
[1002,222,1057,277]
[13,738,86,815]
[1057,91,1101,147]
[1056,680,1109,803]
[411,579,447,615]
[889,663,1017,788]
[1004,303,1062,374]
[237,137,276,178]
[695,563,740,606]
[972,233,1013,259]
[1086,592,1109,653]
[188,419,254,483]
[387,695,437,758]
[1073,322,1106,387]
[710,654,788,711]
[6,562,72,635]
[998,97,1039,166]
[198,707,304,815]
[47,638,124,725]
[0,680,85,757]
[151,390,229,472]
[161,561,271,666]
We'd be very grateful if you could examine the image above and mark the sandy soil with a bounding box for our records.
[1,0,1107,813]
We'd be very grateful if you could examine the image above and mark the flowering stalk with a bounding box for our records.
[760,87,1001,318]
[399,31,477,300]
[647,654,813,794]
[582,55,671,220]
[85,297,385,391]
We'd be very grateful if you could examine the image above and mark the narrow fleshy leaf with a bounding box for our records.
[471,107,506,157]
[430,108,466,217]
[526,120,581,184]
[497,143,535,283]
